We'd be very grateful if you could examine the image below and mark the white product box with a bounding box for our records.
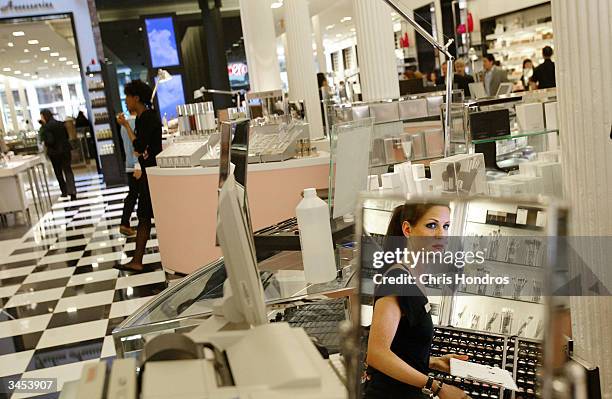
[488,180,526,197]
[516,103,545,132]
[414,177,435,194]
[537,150,561,163]
[412,163,426,180]
[156,141,209,168]
[544,101,558,130]
[506,175,545,196]
[519,161,562,196]
[398,98,428,120]
[367,175,380,191]
[430,153,486,195]
[381,172,402,192]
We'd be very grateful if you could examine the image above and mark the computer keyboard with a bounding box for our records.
[276,298,347,354]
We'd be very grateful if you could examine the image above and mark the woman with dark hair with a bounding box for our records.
[115,80,162,273]
[363,203,470,399]
[520,59,534,91]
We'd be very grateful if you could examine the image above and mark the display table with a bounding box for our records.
[0,155,52,221]
[147,152,331,274]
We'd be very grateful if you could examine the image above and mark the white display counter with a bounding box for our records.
[0,155,49,218]
[147,152,331,274]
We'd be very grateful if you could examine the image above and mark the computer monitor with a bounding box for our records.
[217,173,268,326]
[496,82,514,96]
[399,78,425,95]
[469,82,487,99]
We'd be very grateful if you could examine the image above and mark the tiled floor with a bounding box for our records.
[0,174,170,398]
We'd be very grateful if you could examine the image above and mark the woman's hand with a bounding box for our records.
[438,383,471,399]
[430,354,469,373]
[116,112,128,127]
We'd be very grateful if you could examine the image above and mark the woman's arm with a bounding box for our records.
[117,113,137,143]
[366,296,429,389]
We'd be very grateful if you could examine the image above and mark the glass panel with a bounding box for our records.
[36,85,63,104]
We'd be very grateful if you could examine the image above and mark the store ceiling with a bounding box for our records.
[0,19,80,81]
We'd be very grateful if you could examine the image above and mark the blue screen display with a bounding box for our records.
[145,16,180,68]
[155,74,185,120]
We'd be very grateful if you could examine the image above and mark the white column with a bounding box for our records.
[284,0,324,139]
[552,0,612,396]
[312,15,327,74]
[238,0,282,92]
[352,0,399,101]
[3,78,19,132]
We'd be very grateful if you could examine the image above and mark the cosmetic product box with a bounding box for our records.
[370,102,400,124]
[505,175,545,196]
[424,129,445,158]
[488,179,527,197]
[543,101,558,130]
[469,109,511,140]
[398,98,428,120]
[515,102,545,132]
[426,95,444,117]
[430,153,486,195]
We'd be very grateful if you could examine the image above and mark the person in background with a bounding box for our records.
[531,46,556,89]
[115,80,162,273]
[40,109,77,201]
[453,59,475,97]
[338,81,348,100]
[519,59,535,91]
[425,71,437,87]
[480,54,508,96]
[119,111,139,237]
[317,73,332,101]
[436,62,447,85]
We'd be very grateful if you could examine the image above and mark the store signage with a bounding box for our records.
[228,63,248,78]
[0,0,54,13]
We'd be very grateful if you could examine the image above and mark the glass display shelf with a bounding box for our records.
[472,129,558,145]
[112,251,356,358]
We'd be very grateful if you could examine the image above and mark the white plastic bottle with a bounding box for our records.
[296,188,337,283]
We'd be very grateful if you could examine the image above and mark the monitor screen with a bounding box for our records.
[145,16,180,68]
[155,73,185,120]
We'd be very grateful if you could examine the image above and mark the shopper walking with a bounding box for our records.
[119,112,139,237]
[115,80,162,273]
[40,109,77,201]
[531,46,556,89]
[362,203,470,399]
[480,54,508,96]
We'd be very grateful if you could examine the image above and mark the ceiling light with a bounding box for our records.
[58,57,67,61]
[14,70,21,74]
[336,34,342,38]
[7,42,14,47]
[270,1,283,8]
[12,31,25,37]
[50,52,59,57]
[72,65,79,69]
[23,73,30,77]
[40,47,50,51]
[350,28,356,32]
[66,61,73,65]
[23,49,29,53]
[2,67,10,72]
[44,59,48,63]
[341,17,352,23]
[27,39,39,45]
[326,24,335,30]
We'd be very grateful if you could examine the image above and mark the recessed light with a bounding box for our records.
[350,28,356,32]
[58,57,67,61]
[50,52,59,57]
[27,39,39,45]
[12,31,25,37]
[44,59,48,63]
[40,47,50,51]
[23,73,31,77]
[326,24,335,30]
[270,1,283,8]
[23,49,29,53]
[336,34,342,38]
[7,42,14,47]
[2,67,10,72]
[341,17,352,23]
[14,70,21,74]
[66,61,73,65]
[72,65,79,69]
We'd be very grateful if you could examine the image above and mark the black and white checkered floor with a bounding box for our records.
[0,173,171,398]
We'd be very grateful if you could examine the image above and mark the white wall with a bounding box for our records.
[467,0,549,34]
[1,0,97,76]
